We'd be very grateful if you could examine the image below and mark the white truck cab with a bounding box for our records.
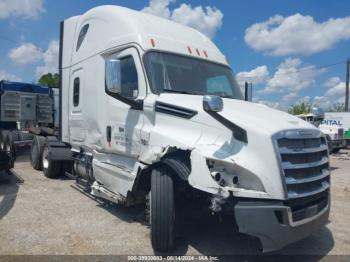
[34,5,330,252]
[297,109,346,153]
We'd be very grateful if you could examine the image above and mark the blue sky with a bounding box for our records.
[0,0,349,111]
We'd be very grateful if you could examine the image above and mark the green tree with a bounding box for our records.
[38,73,59,88]
[288,101,315,115]
[329,103,345,112]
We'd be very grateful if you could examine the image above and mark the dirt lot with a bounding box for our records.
[0,149,350,258]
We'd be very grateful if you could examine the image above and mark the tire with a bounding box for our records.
[326,136,333,154]
[332,148,341,153]
[150,166,175,252]
[0,130,10,151]
[30,136,46,170]
[5,131,20,158]
[42,143,62,178]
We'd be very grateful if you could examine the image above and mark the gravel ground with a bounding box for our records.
[0,149,349,258]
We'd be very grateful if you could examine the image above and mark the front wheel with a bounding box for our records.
[150,166,175,252]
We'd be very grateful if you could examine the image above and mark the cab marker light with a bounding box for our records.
[203,50,208,58]
[196,48,201,56]
[150,38,155,47]
[187,46,192,54]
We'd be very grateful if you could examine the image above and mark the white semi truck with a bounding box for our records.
[297,109,346,153]
[31,6,330,252]
[323,112,350,147]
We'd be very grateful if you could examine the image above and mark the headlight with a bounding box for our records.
[206,158,265,192]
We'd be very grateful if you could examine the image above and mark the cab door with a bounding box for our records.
[94,47,146,195]
[104,47,146,156]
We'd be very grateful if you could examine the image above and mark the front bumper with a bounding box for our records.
[331,139,347,149]
[234,197,330,252]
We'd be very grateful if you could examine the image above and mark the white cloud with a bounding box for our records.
[8,40,59,79]
[236,65,269,86]
[8,43,43,65]
[36,40,59,77]
[0,70,21,81]
[307,77,346,110]
[257,100,280,109]
[282,92,298,102]
[324,77,345,97]
[0,0,44,19]
[245,13,350,56]
[142,0,223,39]
[261,58,321,94]
[142,0,175,19]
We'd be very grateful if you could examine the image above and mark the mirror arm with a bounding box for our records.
[105,88,143,110]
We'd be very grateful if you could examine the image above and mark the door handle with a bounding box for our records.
[106,126,111,144]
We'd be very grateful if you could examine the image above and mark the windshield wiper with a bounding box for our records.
[162,89,202,95]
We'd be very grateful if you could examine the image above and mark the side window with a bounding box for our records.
[120,56,138,99]
[73,77,80,107]
[76,24,89,52]
[207,75,233,96]
[105,55,138,99]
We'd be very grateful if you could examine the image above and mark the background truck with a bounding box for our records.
[0,80,54,171]
[30,5,330,252]
[323,112,350,147]
[297,109,347,153]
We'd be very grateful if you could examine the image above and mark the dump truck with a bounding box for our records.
[30,5,331,252]
[0,80,54,171]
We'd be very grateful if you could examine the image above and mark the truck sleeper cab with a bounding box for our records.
[34,5,330,252]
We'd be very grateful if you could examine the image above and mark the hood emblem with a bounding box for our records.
[297,130,315,136]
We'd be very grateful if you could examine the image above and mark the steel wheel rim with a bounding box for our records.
[42,147,49,169]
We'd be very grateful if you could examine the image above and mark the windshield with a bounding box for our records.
[144,52,244,99]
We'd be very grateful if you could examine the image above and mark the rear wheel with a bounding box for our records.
[42,144,62,178]
[4,131,20,166]
[150,166,175,252]
[30,136,46,170]
[0,130,10,151]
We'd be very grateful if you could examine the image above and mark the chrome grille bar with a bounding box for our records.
[282,157,329,170]
[274,130,330,202]
[279,144,328,154]
[285,169,330,185]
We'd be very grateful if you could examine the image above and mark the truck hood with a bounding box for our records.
[158,93,315,136]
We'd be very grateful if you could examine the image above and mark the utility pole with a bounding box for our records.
[346,58,350,111]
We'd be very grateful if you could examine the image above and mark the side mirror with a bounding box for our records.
[244,82,252,102]
[105,59,121,94]
[203,95,223,112]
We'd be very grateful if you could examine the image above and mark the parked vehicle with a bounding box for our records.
[30,5,330,252]
[323,112,350,147]
[0,80,54,172]
[297,109,346,153]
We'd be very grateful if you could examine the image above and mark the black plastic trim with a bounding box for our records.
[206,111,248,143]
[58,21,64,141]
[155,101,197,119]
[105,88,144,110]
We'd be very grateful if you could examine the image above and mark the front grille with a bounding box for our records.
[285,190,329,222]
[275,130,330,202]
[338,128,344,138]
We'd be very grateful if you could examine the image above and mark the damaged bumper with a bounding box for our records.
[234,198,330,252]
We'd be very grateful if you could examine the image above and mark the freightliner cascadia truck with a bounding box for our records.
[31,5,331,252]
